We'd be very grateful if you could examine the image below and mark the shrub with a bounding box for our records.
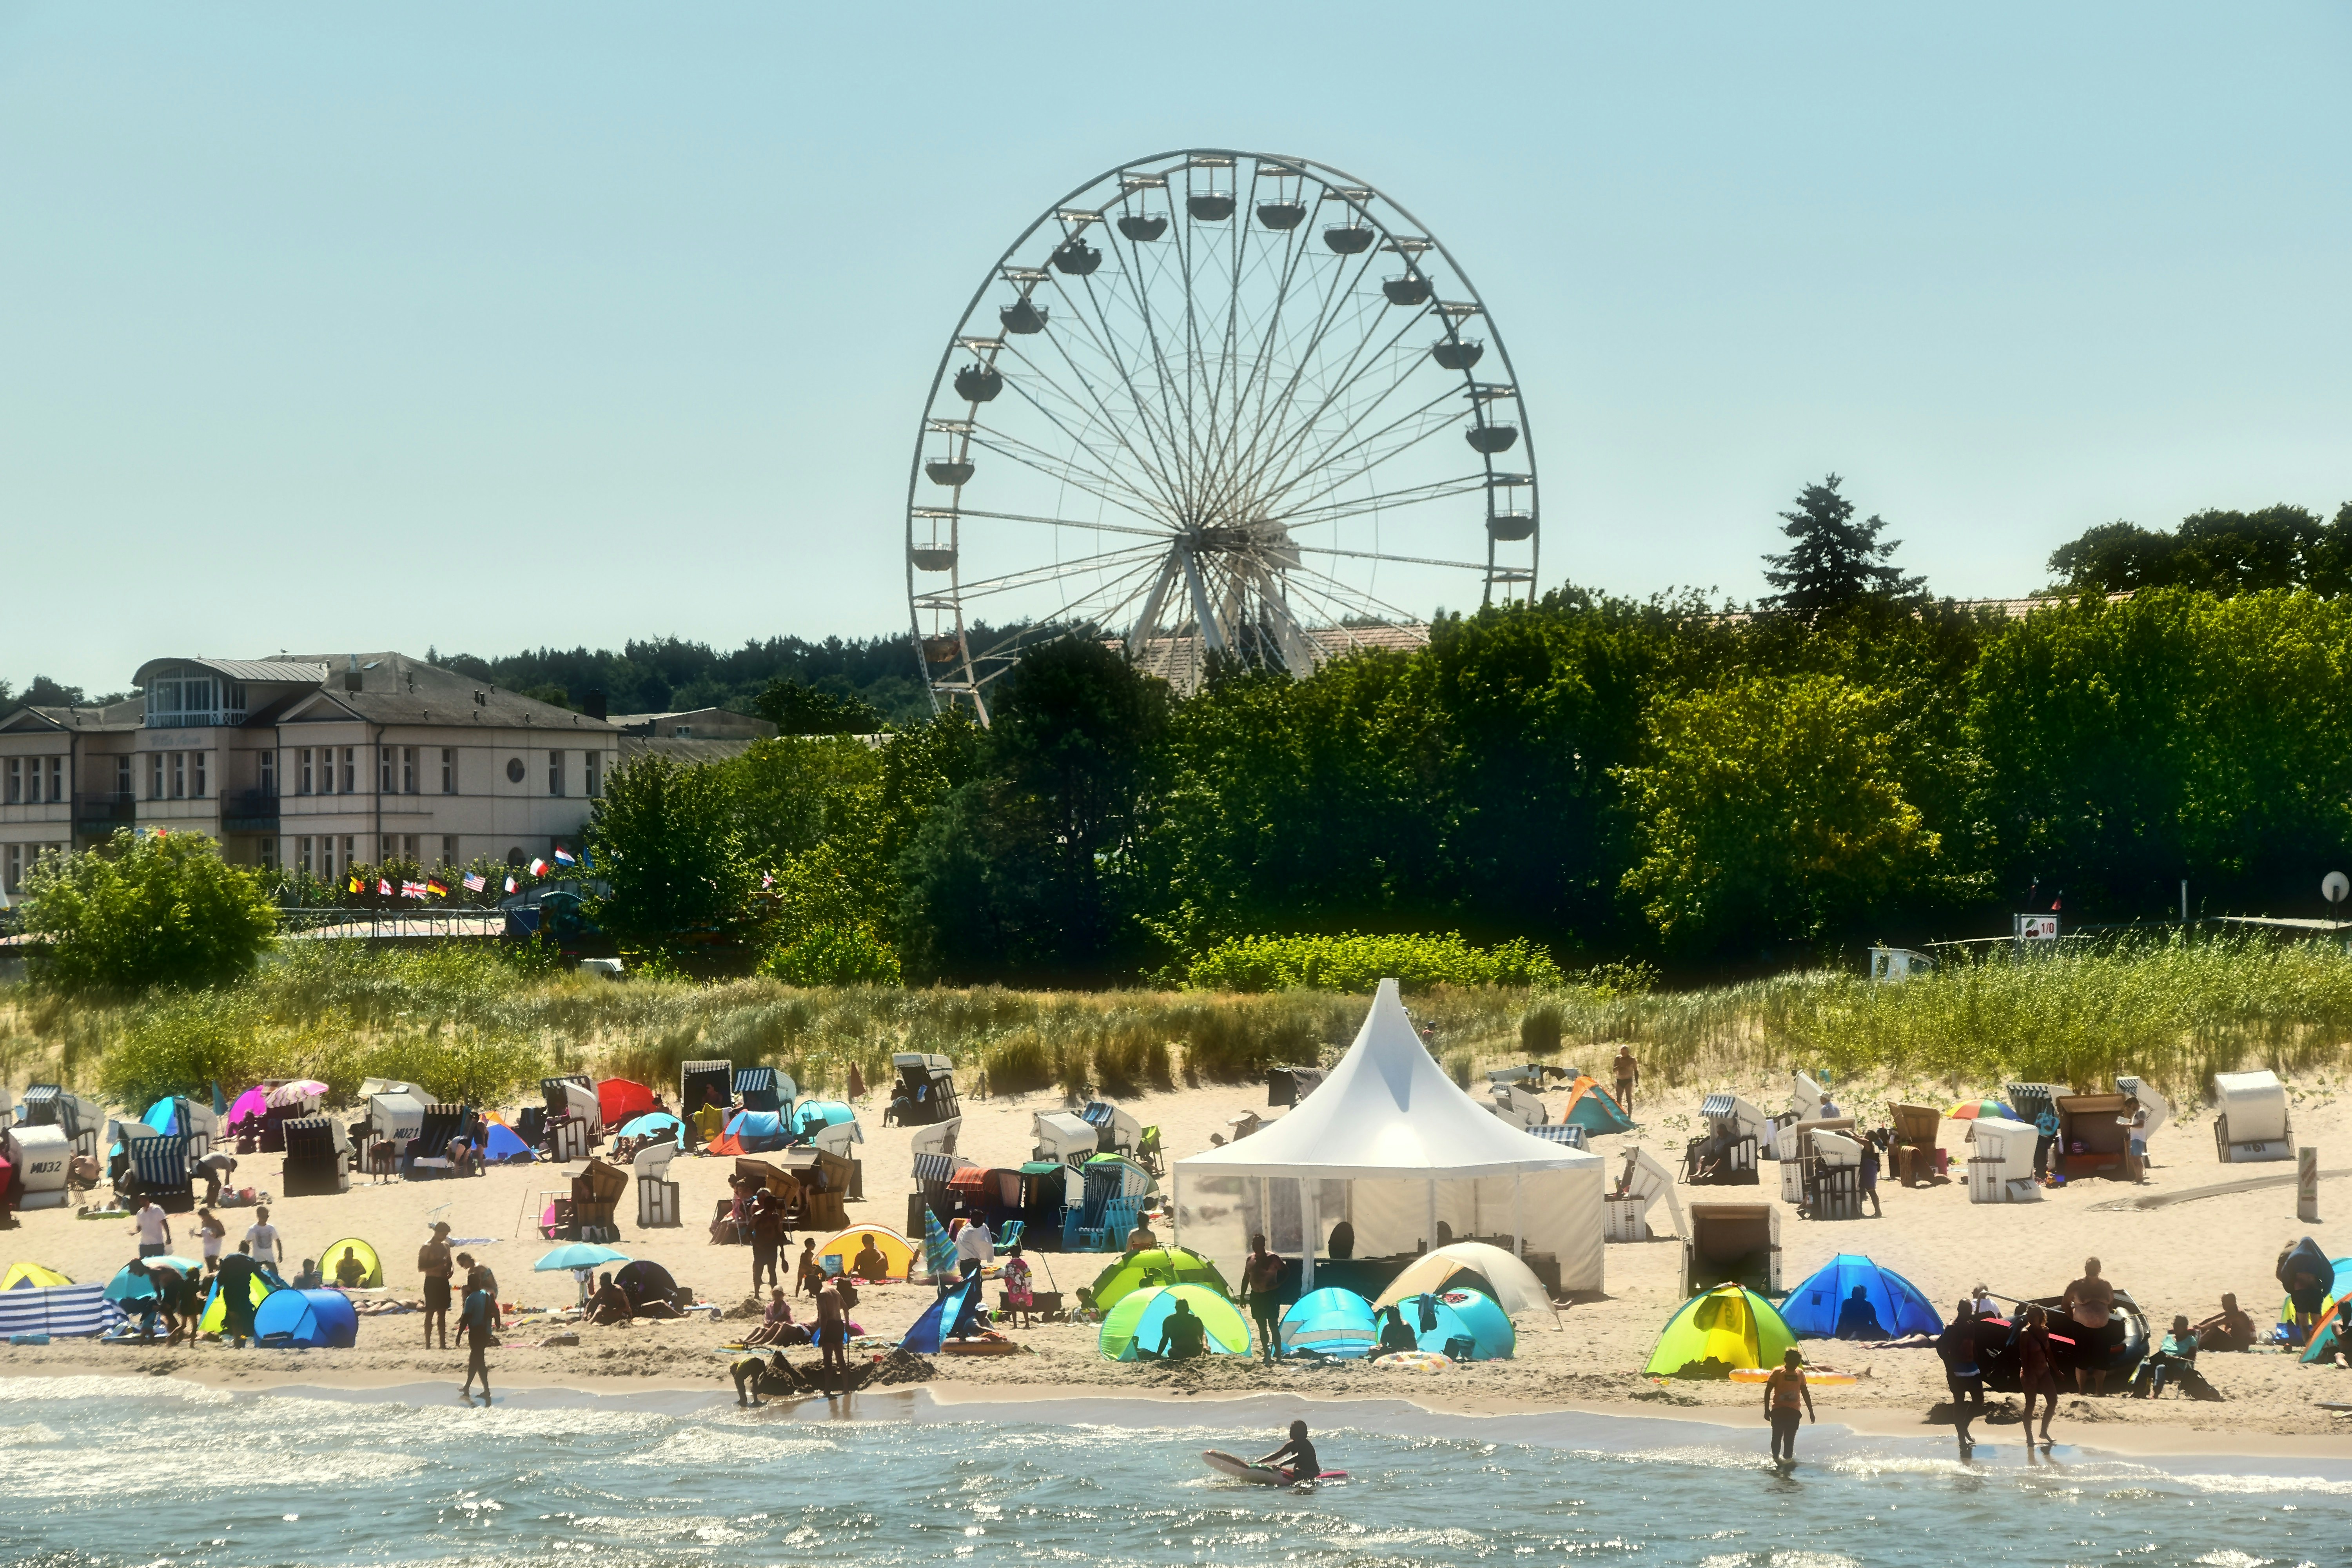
[762,924,903,987]
[1185,931,1564,993]
[982,1030,1057,1096]
[24,831,279,993]
[1519,1001,1563,1056]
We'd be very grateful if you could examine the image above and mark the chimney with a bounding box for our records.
[344,654,362,693]
[583,688,607,720]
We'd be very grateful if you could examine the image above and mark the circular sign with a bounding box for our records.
[2325,871,2348,905]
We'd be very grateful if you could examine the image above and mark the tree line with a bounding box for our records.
[572,477,2352,984]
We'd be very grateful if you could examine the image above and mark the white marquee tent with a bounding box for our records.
[1173,980,1604,1296]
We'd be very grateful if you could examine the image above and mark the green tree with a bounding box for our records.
[2045,504,2349,598]
[584,753,755,958]
[1617,673,1940,951]
[754,677,885,735]
[23,830,280,992]
[1761,474,1925,613]
[728,734,886,875]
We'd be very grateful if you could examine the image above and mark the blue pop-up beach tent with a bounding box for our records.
[723,1110,788,1152]
[792,1101,857,1137]
[483,1122,534,1163]
[902,1272,987,1355]
[1279,1287,1378,1358]
[1561,1078,1635,1135]
[1780,1253,1942,1340]
[254,1287,359,1348]
[1436,1289,1517,1360]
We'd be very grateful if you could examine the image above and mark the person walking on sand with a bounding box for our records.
[749,1189,783,1295]
[2062,1258,2117,1394]
[2014,1305,2059,1445]
[814,1279,849,1387]
[1612,1046,1640,1113]
[1763,1348,1815,1465]
[459,1274,495,1401]
[1242,1233,1285,1363]
[244,1205,283,1273]
[131,1197,171,1259]
[196,1207,225,1276]
[795,1237,823,1298]
[1858,1138,1883,1218]
[1937,1298,1985,1448]
[419,1221,455,1350]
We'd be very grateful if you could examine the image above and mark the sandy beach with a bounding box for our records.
[11,1062,2352,1453]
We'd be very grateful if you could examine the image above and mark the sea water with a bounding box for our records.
[1,1377,2345,1567]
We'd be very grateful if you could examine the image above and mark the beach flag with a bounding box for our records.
[504,875,517,894]
[553,846,577,867]
[463,873,486,893]
[529,857,550,877]
[426,878,449,898]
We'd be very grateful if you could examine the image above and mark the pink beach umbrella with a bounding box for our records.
[268,1079,330,1107]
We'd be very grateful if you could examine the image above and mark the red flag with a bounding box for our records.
[377,878,392,896]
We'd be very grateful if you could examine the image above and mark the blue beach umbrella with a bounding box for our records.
[534,1243,630,1273]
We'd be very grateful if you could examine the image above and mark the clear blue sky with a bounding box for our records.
[4,3,2347,695]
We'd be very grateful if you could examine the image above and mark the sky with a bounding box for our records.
[3,3,2347,695]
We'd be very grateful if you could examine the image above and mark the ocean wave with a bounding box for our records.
[619,1427,841,1467]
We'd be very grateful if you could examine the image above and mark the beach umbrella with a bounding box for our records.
[2,1262,73,1291]
[267,1080,329,1107]
[534,1242,630,1273]
[226,1085,271,1126]
[1088,1247,1232,1312]
[1945,1098,2018,1122]
[1098,1284,1252,1361]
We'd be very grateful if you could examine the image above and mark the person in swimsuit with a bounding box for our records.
[815,1279,849,1385]
[1255,1420,1320,1483]
[2061,1258,2116,1394]
[2194,1294,2256,1353]
[1763,1348,1815,1464]
[2014,1304,2059,1444]
[418,1221,454,1348]
[1936,1298,1985,1447]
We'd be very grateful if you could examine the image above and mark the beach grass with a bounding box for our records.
[4,933,2350,1111]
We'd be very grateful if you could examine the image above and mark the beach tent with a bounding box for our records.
[2,1262,71,1291]
[319,1238,384,1289]
[199,1268,283,1334]
[597,1079,658,1127]
[1561,1077,1636,1136]
[617,1111,684,1143]
[902,1270,986,1355]
[1280,1288,1379,1357]
[792,1100,859,1138]
[614,1260,678,1314]
[482,1122,534,1164]
[814,1225,918,1281]
[1098,1283,1252,1361]
[1780,1254,1943,1340]
[1435,1289,1516,1359]
[254,1288,358,1348]
[1644,1283,1797,1377]
[715,1110,787,1154]
[0,1283,124,1339]
[1174,980,1606,1296]
[1089,1247,1232,1312]
[103,1261,198,1304]
[1372,1241,1559,1323]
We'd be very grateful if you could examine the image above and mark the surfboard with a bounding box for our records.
[1201,1449,1348,1485]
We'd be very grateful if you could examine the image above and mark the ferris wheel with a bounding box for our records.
[905,147,1540,717]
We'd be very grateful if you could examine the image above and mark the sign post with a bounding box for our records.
[2298,1145,2320,1223]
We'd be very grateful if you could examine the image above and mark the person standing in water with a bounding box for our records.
[1936,1298,1985,1449]
[2014,1305,2060,1446]
[1255,1420,1321,1484]
[1763,1348,1815,1465]
[459,1274,495,1401]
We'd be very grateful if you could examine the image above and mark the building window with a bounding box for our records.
[257,837,277,869]
[548,749,565,797]
[381,835,397,864]
[171,753,186,800]
[402,833,418,861]
[4,843,20,894]
[47,757,64,803]
[151,754,165,800]
[341,835,356,871]
[5,758,18,805]
[441,834,459,867]
[341,748,356,793]
[298,836,314,874]
[259,751,276,796]
[441,748,456,794]
[297,749,312,795]
[401,746,416,794]
[586,751,602,798]
[191,751,207,799]
[115,757,131,796]
[380,748,394,793]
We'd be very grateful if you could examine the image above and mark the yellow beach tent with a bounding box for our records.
[813,1225,917,1281]
[1644,1283,1797,1377]
[319,1238,384,1289]
[2,1262,73,1291]
[200,1270,276,1334]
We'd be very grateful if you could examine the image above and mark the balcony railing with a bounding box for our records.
[73,792,136,833]
[222,788,280,832]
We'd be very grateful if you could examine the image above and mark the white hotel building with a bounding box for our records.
[0,652,622,897]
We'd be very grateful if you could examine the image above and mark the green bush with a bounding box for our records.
[1185,931,1565,993]
[761,923,902,987]
[1519,1000,1564,1056]
[981,1030,1058,1096]
[25,831,279,993]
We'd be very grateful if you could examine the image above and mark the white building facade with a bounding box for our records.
[0,652,621,896]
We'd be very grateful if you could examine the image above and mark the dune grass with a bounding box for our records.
[4,933,2350,1114]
